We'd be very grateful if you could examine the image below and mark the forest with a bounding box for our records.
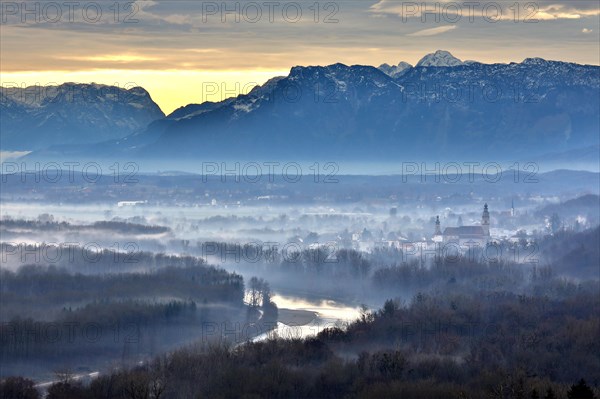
[0,249,252,381]
[4,276,597,398]
[0,213,598,399]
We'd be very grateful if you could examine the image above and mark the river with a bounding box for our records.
[252,293,362,341]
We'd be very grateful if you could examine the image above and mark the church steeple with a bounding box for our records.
[481,204,490,236]
[434,215,442,235]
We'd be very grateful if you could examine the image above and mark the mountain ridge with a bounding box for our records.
[9,51,600,163]
[0,83,165,151]
[133,53,598,161]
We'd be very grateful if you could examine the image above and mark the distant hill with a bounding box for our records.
[0,83,164,151]
[537,194,600,219]
[132,51,600,161]
[16,51,600,162]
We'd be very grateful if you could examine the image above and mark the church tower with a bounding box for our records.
[434,215,442,236]
[481,204,490,236]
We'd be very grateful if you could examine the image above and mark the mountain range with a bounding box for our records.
[3,50,599,163]
[0,83,164,151]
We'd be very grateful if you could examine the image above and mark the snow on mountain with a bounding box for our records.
[378,61,413,78]
[416,50,464,67]
[379,49,464,74]
[18,51,600,163]
[127,55,598,161]
[0,83,165,151]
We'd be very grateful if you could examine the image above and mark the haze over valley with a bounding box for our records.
[1,2,599,398]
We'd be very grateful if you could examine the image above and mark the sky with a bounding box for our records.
[1,0,599,114]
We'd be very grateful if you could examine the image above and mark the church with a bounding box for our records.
[433,204,490,247]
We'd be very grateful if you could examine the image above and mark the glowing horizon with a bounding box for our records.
[0,69,289,114]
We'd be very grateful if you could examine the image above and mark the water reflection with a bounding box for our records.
[253,294,362,341]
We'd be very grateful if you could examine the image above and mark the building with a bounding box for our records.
[433,204,491,247]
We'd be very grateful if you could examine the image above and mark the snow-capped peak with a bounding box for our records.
[378,61,413,77]
[416,50,463,67]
